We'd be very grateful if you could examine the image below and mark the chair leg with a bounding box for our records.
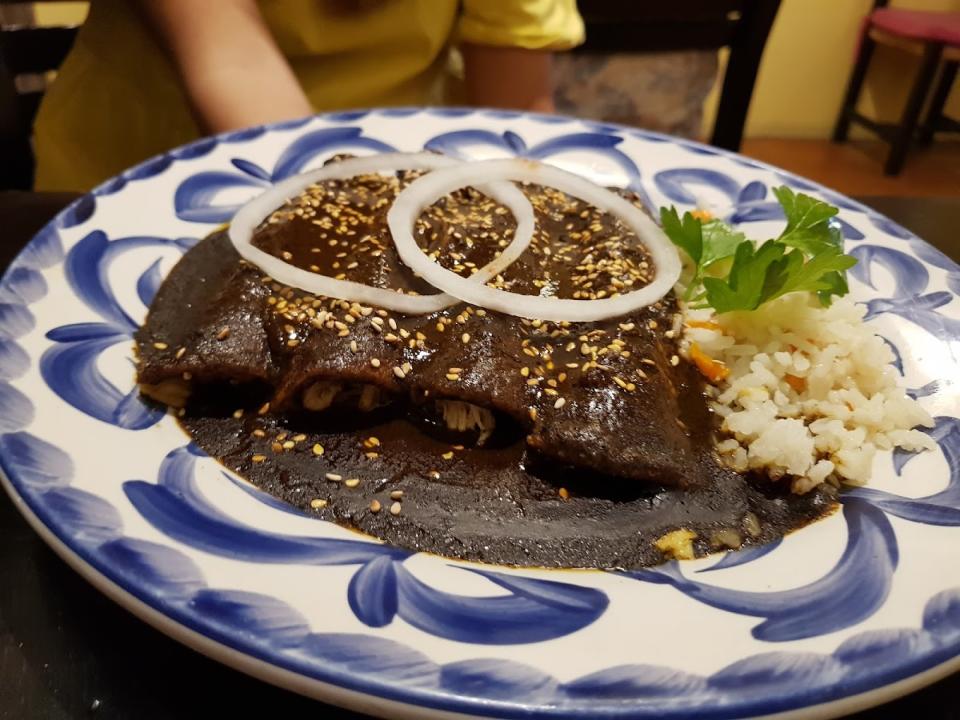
[709,0,782,151]
[833,31,877,142]
[918,60,958,145]
[885,42,943,175]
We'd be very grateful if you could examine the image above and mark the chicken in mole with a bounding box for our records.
[135,161,836,568]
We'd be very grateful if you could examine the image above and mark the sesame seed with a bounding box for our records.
[251,454,267,463]
[392,366,406,379]
[312,444,325,456]
[445,373,460,381]
[461,333,471,344]
[344,478,360,488]
[252,429,266,438]
[365,451,379,459]
[520,367,530,377]
[370,358,381,368]
[310,498,327,509]
[282,440,295,450]
[370,500,382,513]
[232,408,243,419]
[528,407,538,421]
[257,402,270,415]
[390,502,402,516]
[325,473,342,482]
[216,327,231,341]
[428,470,440,480]
[390,490,404,500]
[175,347,186,359]
[670,354,680,366]
[153,342,168,350]
[554,397,566,409]
[558,487,570,500]
[293,434,307,442]
[441,451,454,460]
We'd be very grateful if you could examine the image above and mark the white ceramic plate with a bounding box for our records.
[2,108,959,719]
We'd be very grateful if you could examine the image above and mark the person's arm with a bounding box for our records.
[461,44,555,113]
[136,0,312,133]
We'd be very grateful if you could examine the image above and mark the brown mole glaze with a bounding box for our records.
[180,403,836,570]
[136,166,838,568]
[139,170,710,487]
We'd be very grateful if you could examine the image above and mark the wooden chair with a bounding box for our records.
[832,0,960,176]
[573,0,782,152]
[0,2,79,190]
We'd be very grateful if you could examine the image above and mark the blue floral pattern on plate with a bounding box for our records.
[41,230,196,429]
[1,108,958,719]
[122,445,608,645]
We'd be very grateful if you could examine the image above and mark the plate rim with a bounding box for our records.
[2,106,958,720]
[6,467,960,720]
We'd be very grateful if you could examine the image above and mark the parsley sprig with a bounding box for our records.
[659,186,857,313]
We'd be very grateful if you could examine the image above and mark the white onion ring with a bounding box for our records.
[229,152,535,314]
[388,159,682,322]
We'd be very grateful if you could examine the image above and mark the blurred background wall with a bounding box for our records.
[703,0,960,139]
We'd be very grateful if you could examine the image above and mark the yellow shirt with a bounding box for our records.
[33,0,583,192]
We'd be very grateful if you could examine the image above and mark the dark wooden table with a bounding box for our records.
[1,192,958,720]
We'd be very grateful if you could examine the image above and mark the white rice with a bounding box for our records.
[681,293,935,494]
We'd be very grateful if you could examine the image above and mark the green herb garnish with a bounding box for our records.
[659,186,857,313]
